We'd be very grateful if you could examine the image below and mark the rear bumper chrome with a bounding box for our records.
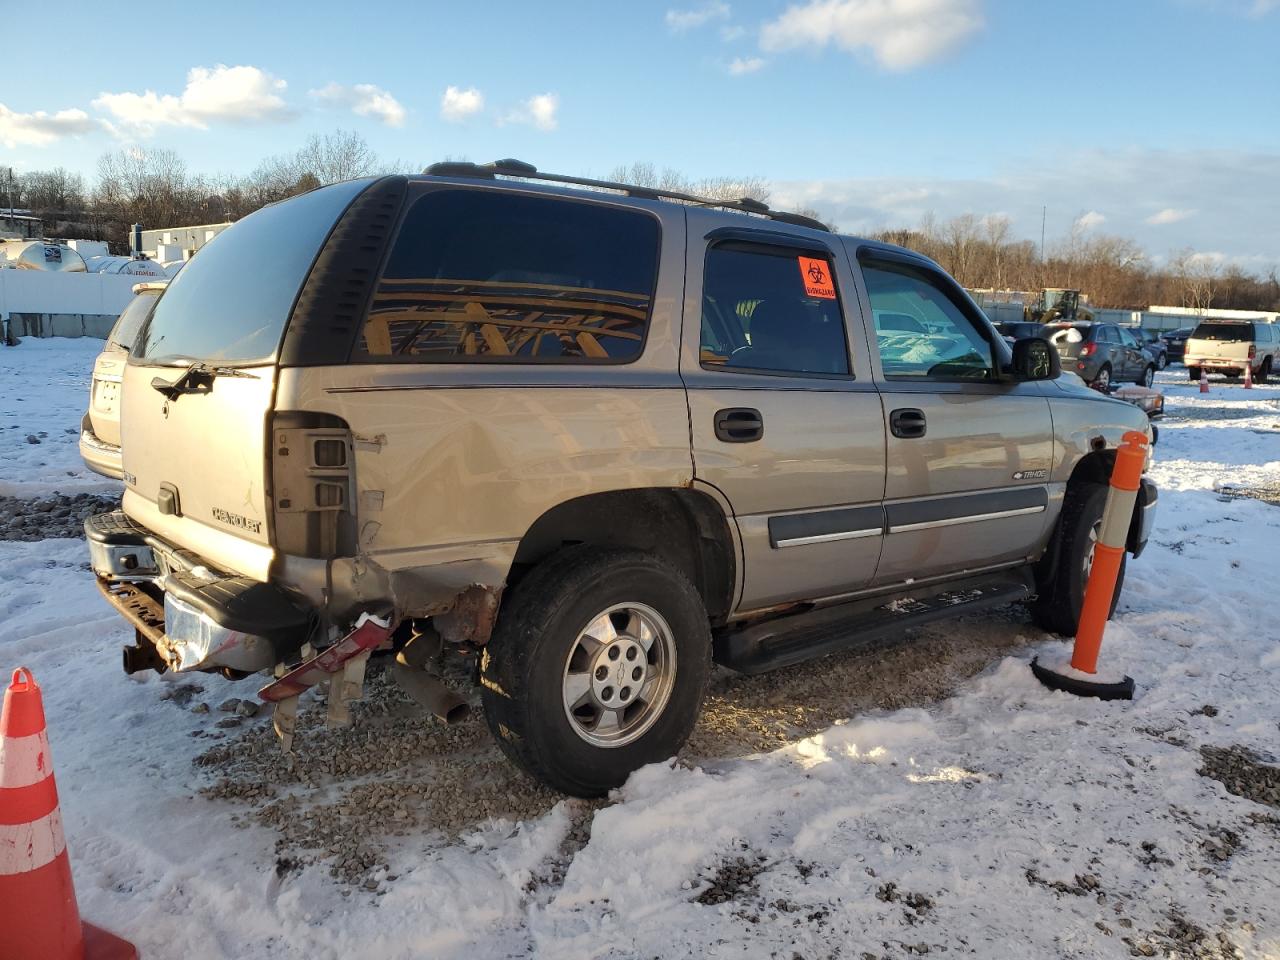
[87,510,310,674]
[78,416,124,480]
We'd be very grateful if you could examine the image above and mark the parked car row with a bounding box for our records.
[996,316,1279,389]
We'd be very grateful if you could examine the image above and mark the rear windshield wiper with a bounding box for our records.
[151,362,259,400]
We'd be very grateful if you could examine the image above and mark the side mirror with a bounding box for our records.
[1011,336,1061,381]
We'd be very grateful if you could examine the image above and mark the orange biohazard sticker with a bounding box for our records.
[798,257,836,299]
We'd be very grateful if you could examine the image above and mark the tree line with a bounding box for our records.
[5,135,1276,312]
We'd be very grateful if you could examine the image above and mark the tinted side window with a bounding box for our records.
[353,190,659,364]
[137,179,368,364]
[699,243,849,377]
[1119,328,1139,348]
[861,260,994,380]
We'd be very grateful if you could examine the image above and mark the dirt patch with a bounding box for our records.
[1198,745,1280,808]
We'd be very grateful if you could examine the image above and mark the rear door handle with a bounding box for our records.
[890,407,927,439]
[714,407,763,443]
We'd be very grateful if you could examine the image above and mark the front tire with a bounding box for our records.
[1031,482,1126,636]
[1157,353,1168,370]
[480,547,711,797]
[1138,365,1155,387]
[1257,358,1271,384]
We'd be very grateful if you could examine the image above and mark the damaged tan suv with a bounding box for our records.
[88,161,1157,796]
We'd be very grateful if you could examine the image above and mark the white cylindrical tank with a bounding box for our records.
[161,260,186,278]
[0,240,88,272]
[84,256,169,278]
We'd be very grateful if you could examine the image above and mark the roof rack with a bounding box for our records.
[422,158,831,233]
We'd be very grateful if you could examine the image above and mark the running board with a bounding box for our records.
[713,568,1035,675]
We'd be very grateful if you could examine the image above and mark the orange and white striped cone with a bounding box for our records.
[1031,431,1146,700]
[1244,360,1254,389]
[1199,365,1209,394]
[0,668,137,960]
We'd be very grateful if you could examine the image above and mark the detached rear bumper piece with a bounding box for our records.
[87,510,310,674]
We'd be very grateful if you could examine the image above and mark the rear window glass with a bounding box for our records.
[353,189,660,364]
[1192,323,1254,342]
[107,290,161,353]
[135,179,368,364]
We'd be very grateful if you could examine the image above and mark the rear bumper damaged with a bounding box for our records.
[87,510,511,676]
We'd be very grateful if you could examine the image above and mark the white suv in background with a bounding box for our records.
[1184,320,1280,383]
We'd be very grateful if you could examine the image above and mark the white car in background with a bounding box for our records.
[79,281,166,479]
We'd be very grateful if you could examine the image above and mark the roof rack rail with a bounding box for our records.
[421,158,831,233]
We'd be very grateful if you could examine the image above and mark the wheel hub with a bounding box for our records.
[561,602,677,748]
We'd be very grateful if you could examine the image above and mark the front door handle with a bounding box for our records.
[890,407,927,439]
[714,407,764,443]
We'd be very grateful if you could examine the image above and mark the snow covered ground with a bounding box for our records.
[1,339,1278,959]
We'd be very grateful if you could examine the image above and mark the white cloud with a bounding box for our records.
[1250,0,1279,13]
[1146,207,1195,225]
[0,103,94,147]
[1076,210,1106,230]
[310,82,405,127]
[666,1,731,31]
[760,0,983,70]
[94,65,291,137]
[728,56,767,75]
[720,24,748,41]
[502,93,559,131]
[440,86,485,122]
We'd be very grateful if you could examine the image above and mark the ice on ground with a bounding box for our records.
[1,350,1277,959]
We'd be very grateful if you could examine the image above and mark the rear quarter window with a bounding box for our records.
[353,189,660,364]
[135,179,369,365]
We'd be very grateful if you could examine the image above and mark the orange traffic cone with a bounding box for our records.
[0,668,138,960]
[1244,360,1254,390]
[1199,365,1209,394]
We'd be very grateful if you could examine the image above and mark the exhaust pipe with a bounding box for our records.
[392,662,470,724]
[122,640,167,675]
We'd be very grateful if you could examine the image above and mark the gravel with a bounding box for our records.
[0,492,120,541]
[188,606,1037,887]
[1198,745,1280,808]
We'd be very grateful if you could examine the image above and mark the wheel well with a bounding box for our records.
[1067,450,1115,489]
[511,489,736,624]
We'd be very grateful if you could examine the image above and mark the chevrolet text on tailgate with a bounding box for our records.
[87,159,1158,797]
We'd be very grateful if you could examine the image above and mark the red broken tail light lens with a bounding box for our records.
[1081,343,1097,357]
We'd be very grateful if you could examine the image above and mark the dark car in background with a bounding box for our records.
[1133,328,1169,369]
[1047,321,1156,391]
[1161,327,1196,362]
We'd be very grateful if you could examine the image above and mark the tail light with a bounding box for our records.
[1249,345,1256,360]
[1081,343,1097,357]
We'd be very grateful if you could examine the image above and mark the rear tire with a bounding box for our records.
[1188,366,1201,382]
[1257,358,1270,384]
[1031,482,1126,636]
[1092,364,1112,392]
[1157,353,1168,370]
[480,547,711,797]
[1138,365,1155,387]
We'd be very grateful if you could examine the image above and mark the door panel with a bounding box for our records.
[686,382,886,607]
[681,209,887,611]
[874,385,1053,583]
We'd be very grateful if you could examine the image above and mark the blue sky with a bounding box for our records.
[2,0,1277,265]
